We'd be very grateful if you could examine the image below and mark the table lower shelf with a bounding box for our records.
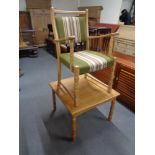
[49,74,120,117]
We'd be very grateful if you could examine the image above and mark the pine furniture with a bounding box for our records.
[49,74,120,141]
[50,7,120,141]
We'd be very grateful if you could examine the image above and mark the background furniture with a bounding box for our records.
[78,6,103,26]
[90,23,135,111]
[29,9,51,46]
[95,23,120,33]
[26,0,51,46]
[19,11,32,30]
[19,11,38,57]
[113,52,135,111]
[114,25,135,56]
[26,0,51,9]
[89,26,111,51]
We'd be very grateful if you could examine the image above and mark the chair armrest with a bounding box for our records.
[55,36,75,70]
[54,36,75,42]
[88,32,119,40]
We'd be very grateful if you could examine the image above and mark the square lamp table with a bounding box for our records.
[49,74,120,142]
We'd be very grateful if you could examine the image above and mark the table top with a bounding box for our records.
[49,74,120,117]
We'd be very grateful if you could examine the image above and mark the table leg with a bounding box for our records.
[52,89,56,111]
[108,98,116,122]
[72,116,77,142]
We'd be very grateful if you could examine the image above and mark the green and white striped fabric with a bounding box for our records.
[60,50,114,74]
[55,16,87,43]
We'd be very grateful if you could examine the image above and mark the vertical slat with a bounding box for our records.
[55,41,61,88]
[108,57,117,93]
[74,66,80,107]
[51,7,61,87]
[108,36,114,56]
[85,9,89,50]
[69,38,74,70]
[50,7,58,39]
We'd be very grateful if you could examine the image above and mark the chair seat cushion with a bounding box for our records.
[60,50,114,74]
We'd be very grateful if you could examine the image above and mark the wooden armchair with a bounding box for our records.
[51,7,118,106]
[49,7,120,141]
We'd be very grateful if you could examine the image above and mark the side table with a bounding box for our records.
[49,74,120,142]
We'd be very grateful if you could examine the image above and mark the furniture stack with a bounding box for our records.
[49,8,120,142]
[26,0,51,46]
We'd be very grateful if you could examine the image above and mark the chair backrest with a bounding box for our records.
[55,16,87,43]
[51,7,89,46]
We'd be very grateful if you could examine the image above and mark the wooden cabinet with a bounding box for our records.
[114,62,135,111]
[29,9,51,46]
[19,11,32,30]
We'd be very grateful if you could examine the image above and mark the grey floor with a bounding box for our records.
[19,48,135,155]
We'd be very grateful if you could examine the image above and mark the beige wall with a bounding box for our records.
[79,0,123,24]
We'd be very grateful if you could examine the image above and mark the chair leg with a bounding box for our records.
[57,61,61,89]
[108,98,116,122]
[52,89,56,111]
[72,116,77,142]
[107,57,116,93]
[74,66,79,107]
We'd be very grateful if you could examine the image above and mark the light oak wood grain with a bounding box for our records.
[49,74,119,117]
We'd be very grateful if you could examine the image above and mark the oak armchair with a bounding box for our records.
[50,7,118,107]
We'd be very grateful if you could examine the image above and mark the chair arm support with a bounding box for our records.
[88,32,119,40]
[54,36,75,42]
[69,37,75,70]
[55,36,75,71]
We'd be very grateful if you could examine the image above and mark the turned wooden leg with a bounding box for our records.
[72,116,77,142]
[52,89,56,111]
[55,42,61,89]
[74,66,79,107]
[108,98,116,122]
[108,57,116,93]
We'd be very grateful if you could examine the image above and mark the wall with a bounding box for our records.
[19,0,26,11]
[19,0,123,24]
[120,0,133,12]
[79,0,123,24]
[52,0,79,11]
[19,0,79,11]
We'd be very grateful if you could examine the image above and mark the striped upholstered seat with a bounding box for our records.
[60,50,114,74]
